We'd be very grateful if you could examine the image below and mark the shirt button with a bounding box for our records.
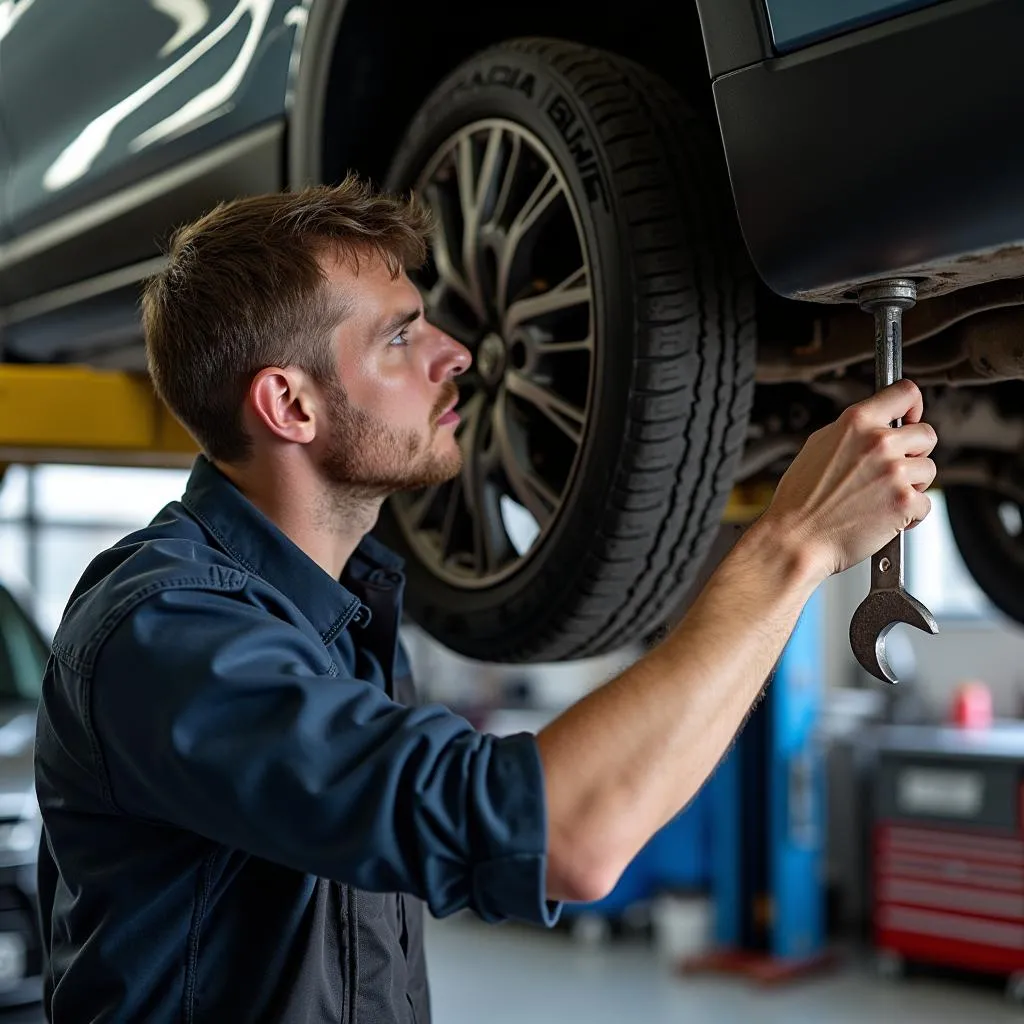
[352,605,372,628]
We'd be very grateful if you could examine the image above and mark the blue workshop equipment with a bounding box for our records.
[705,589,829,972]
[559,587,827,971]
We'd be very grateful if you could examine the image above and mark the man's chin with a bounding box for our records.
[397,451,462,493]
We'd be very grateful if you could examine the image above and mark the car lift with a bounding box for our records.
[0,365,196,469]
[627,496,829,985]
[685,587,833,982]
[0,366,789,511]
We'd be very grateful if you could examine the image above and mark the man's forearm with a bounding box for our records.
[536,515,825,902]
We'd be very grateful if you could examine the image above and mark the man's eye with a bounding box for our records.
[389,329,411,348]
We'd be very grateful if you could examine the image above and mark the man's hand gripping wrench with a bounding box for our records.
[849,279,938,684]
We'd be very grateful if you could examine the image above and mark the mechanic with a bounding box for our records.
[33,177,937,1023]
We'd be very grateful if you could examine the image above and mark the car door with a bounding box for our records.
[0,0,298,305]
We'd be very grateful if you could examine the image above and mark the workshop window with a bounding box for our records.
[0,464,189,637]
[905,491,994,622]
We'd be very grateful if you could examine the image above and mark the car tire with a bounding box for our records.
[945,484,1024,625]
[375,37,756,662]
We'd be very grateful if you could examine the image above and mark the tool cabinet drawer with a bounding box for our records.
[874,824,1024,974]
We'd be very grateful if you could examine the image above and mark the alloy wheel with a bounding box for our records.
[390,119,597,588]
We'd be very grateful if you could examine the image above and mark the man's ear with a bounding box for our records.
[248,367,318,445]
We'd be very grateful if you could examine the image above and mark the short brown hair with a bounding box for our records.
[142,175,432,463]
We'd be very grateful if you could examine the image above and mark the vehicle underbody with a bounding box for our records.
[749,278,1024,499]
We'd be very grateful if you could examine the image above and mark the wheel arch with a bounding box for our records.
[288,0,714,189]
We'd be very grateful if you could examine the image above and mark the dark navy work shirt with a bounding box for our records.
[34,455,559,1022]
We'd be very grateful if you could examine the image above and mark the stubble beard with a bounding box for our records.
[317,379,463,503]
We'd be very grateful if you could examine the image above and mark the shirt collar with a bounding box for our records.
[180,455,404,643]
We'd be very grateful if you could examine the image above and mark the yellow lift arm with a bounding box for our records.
[0,363,772,518]
[0,364,196,468]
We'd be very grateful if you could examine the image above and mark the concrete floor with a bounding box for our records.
[2,913,1019,1022]
[424,913,1023,1024]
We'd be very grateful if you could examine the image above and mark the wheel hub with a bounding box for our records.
[476,333,507,388]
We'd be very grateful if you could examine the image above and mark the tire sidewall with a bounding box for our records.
[378,44,639,648]
[946,485,1024,625]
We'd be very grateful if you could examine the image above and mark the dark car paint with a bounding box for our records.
[1,0,298,238]
[0,0,1021,341]
[712,0,1024,302]
[0,0,298,308]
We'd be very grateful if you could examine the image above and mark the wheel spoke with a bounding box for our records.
[535,335,594,355]
[456,391,486,458]
[424,182,480,319]
[456,392,510,574]
[439,477,463,561]
[496,169,565,312]
[490,133,522,229]
[504,265,591,336]
[405,484,442,530]
[493,395,558,530]
[504,369,586,446]
[473,496,510,574]
[423,283,478,344]
[469,462,508,576]
[512,169,564,240]
[456,390,487,528]
[455,132,499,322]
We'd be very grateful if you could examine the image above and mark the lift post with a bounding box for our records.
[679,589,834,983]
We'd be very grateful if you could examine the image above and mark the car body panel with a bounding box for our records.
[692,0,773,78]
[0,0,1020,330]
[0,0,302,308]
[709,0,1024,301]
[1,0,299,237]
[0,122,284,326]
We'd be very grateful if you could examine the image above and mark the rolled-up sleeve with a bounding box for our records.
[89,584,561,927]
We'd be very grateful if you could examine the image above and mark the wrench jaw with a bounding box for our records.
[871,626,899,686]
[849,591,939,684]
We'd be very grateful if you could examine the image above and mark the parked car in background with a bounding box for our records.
[2,0,1024,663]
[0,581,49,1006]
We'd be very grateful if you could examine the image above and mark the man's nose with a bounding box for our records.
[430,325,471,381]
[449,338,471,377]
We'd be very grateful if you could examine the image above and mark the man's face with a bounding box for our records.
[314,254,470,494]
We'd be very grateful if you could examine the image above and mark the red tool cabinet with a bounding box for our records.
[872,724,1024,992]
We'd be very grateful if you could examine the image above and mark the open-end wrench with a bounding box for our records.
[849,279,938,684]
